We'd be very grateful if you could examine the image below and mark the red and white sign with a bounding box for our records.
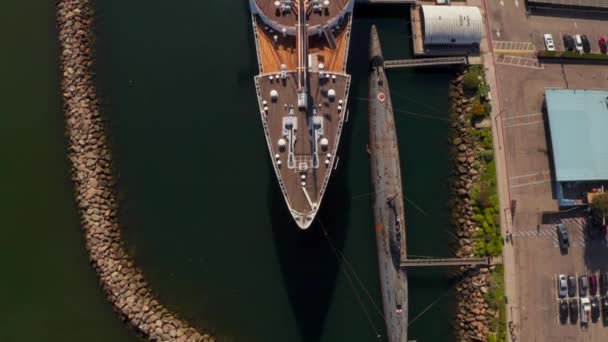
[377,92,386,102]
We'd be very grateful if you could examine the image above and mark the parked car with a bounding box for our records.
[568,275,577,297]
[563,34,575,51]
[574,34,584,53]
[570,299,579,323]
[591,296,600,322]
[557,223,569,250]
[544,33,556,51]
[602,296,608,325]
[581,297,591,324]
[600,273,608,295]
[599,37,607,54]
[580,275,589,297]
[590,273,598,296]
[559,299,569,323]
[581,34,591,53]
[558,274,568,297]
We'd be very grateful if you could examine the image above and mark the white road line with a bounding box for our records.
[510,179,551,189]
[503,112,542,120]
[505,120,544,128]
[509,170,551,180]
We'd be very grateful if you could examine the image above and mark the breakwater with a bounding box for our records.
[448,72,494,342]
[56,1,212,341]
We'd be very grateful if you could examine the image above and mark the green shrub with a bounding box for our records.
[463,68,482,90]
[481,149,494,162]
[537,50,608,61]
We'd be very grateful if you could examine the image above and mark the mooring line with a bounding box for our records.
[319,220,386,322]
[351,96,450,123]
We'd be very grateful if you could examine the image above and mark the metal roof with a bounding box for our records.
[545,89,608,182]
[421,5,482,46]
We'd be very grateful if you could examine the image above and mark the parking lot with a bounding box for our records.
[485,1,608,341]
[488,2,608,54]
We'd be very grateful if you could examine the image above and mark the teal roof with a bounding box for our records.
[546,89,608,182]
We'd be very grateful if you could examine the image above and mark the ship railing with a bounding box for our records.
[317,73,351,203]
[250,14,264,73]
[254,78,289,198]
[341,14,353,73]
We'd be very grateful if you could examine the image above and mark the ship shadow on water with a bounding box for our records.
[268,121,353,342]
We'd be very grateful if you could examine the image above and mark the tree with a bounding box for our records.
[591,193,608,225]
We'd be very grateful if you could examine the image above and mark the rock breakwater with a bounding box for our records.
[448,72,494,342]
[57,1,212,341]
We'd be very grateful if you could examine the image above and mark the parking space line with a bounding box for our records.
[505,120,544,128]
[509,170,550,180]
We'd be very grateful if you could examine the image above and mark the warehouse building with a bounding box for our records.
[421,5,482,46]
[545,88,608,207]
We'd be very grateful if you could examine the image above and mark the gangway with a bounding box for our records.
[400,256,500,268]
[384,56,467,69]
[322,25,337,49]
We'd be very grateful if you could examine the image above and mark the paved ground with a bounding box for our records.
[482,0,608,341]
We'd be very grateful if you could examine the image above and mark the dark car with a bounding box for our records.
[602,297,608,325]
[592,296,600,322]
[580,275,589,297]
[557,224,569,250]
[559,299,569,324]
[600,37,607,54]
[563,34,575,51]
[601,273,608,296]
[590,273,598,296]
[570,299,579,323]
[568,275,577,297]
[581,34,591,53]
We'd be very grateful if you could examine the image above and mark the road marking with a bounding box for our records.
[503,112,542,120]
[496,55,544,70]
[505,120,544,128]
[510,179,551,189]
[509,170,551,180]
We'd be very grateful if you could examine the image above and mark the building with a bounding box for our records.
[545,88,608,207]
[421,5,482,46]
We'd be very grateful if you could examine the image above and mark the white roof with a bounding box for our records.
[422,5,482,46]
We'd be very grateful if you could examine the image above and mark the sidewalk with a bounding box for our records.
[471,0,519,340]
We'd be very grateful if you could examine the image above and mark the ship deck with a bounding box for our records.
[254,0,351,28]
[251,2,352,227]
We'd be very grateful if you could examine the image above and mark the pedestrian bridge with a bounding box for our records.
[384,56,468,69]
[400,256,501,268]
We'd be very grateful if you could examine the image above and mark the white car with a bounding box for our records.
[581,297,591,324]
[544,33,555,51]
[558,274,568,298]
[574,34,584,53]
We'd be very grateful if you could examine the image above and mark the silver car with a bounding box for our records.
[558,274,568,298]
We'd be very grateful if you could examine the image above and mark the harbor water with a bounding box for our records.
[1,1,456,341]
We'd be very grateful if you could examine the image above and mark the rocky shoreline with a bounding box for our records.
[57,1,212,341]
[448,71,495,342]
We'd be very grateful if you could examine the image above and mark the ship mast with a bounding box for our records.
[296,0,308,110]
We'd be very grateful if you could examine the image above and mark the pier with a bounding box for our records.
[384,56,468,69]
[400,256,502,268]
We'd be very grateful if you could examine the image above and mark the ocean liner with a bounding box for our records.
[249,0,354,229]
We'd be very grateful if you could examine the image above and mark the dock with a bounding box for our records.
[384,56,467,69]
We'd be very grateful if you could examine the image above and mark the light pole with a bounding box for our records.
[494,108,507,150]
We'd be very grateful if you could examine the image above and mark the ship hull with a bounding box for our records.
[369,25,408,342]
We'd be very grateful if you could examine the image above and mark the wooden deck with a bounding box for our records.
[255,16,350,73]
[256,72,349,225]
[254,0,351,28]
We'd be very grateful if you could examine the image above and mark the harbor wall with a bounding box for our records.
[56,1,212,341]
[447,72,494,342]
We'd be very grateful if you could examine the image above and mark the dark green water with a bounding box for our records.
[1,0,455,341]
[0,1,137,341]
